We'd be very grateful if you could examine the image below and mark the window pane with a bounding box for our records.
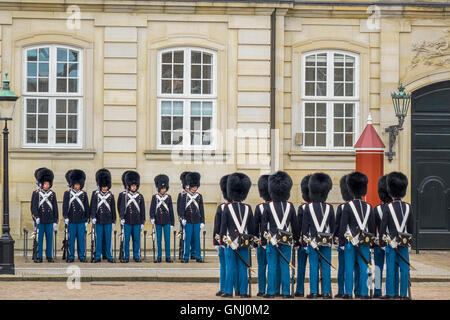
[191,80,201,94]
[345,67,353,81]
[56,115,66,129]
[172,131,183,145]
[334,119,343,132]
[161,64,172,78]
[305,55,315,66]
[317,103,326,117]
[191,51,201,64]
[305,118,315,131]
[316,133,326,147]
[68,115,77,129]
[161,116,171,130]
[334,54,344,67]
[317,54,327,66]
[27,62,37,77]
[334,134,344,147]
[56,130,66,143]
[334,103,344,117]
[57,79,67,92]
[203,53,212,64]
[38,100,48,113]
[202,102,212,116]
[161,101,171,115]
[305,133,314,146]
[37,130,48,143]
[345,103,354,117]
[203,65,211,79]
[27,115,37,129]
[161,80,171,94]
[39,63,49,77]
[27,78,37,92]
[317,82,326,96]
[174,51,184,63]
[173,80,183,94]
[38,79,49,92]
[191,117,201,131]
[316,118,326,132]
[317,68,326,81]
[27,99,37,113]
[202,117,211,131]
[191,132,201,145]
[173,65,183,79]
[39,48,49,61]
[191,102,201,115]
[173,101,183,115]
[305,82,315,96]
[345,133,353,147]
[58,63,67,77]
[27,49,37,62]
[69,50,78,62]
[334,82,344,96]
[305,67,315,81]
[345,83,354,96]
[27,130,36,143]
[345,119,353,132]
[202,132,211,145]
[173,117,183,130]
[68,79,78,93]
[305,103,315,116]
[68,63,78,77]
[68,100,78,113]
[191,65,201,79]
[162,52,172,63]
[161,132,171,145]
[334,67,343,82]
[57,48,67,61]
[345,55,355,67]
[68,130,77,144]
[203,80,211,94]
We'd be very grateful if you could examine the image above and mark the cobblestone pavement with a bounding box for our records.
[0,281,449,300]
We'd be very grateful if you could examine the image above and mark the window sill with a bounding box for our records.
[10,148,96,160]
[144,149,231,162]
[288,150,355,162]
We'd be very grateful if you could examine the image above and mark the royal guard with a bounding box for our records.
[334,174,352,298]
[220,172,255,298]
[90,168,116,263]
[31,168,58,263]
[179,172,205,263]
[262,171,300,298]
[294,174,311,297]
[254,174,270,297]
[118,171,146,263]
[380,172,414,300]
[302,172,336,299]
[63,169,90,263]
[150,174,175,263]
[339,171,376,299]
[213,174,231,296]
[176,171,190,259]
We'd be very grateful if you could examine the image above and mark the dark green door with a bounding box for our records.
[411,80,450,249]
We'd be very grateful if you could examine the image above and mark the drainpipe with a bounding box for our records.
[270,8,276,172]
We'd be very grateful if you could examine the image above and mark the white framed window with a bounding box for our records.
[157,47,217,150]
[22,45,83,148]
[301,50,359,151]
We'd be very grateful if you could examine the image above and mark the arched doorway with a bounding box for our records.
[411,80,450,249]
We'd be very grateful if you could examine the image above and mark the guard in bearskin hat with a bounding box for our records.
[31,168,59,262]
[262,171,300,298]
[213,174,231,296]
[302,172,335,299]
[380,171,414,300]
[63,169,90,263]
[339,171,376,299]
[179,172,205,263]
[334,174,352,298]
[118,170,146,262]
[176,171,191,259]
[294,174,312,297]
[150,174,175,263]
[220,172,255,298]
[90,168,116,263]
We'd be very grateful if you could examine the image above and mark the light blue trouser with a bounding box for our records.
[156,224,171,259]
[386,245,409,297]
[374,246,385,295]
[337,247,345,294]
[225,247,249,295]
[184,223,201,260]
[124,224,141,260]
[354,260,360,295]
[218,246,226,292]
[267,243,291,296]
[68,222,86,260]
[95,224,113,260]
[308,245,331,295]
[296,247,308,293]
[344,242,370,296]
[257,246,267,294]
[37,223,53,259]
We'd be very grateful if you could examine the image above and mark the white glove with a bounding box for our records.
[120,219,125,226]
[214,245,220,251]
[141,224,144,230]
[270,236,278,247]
[200,223,205,229]
[230,238,238,250]
[262,245,267,249]
[53,223,58,230]
[112,223,115,228]
[310,238,318,249]
[92,218,97,225]
[351,236,360,247]
[85,222,88,228]
[390,238,398,249]
[151,219,155,225]
[181,219,187,226]
[340,246,345,251]
[64,218,69,225]
[36,218,40,225]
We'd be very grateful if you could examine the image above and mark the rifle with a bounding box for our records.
[151,225,156,263]
[143,230,147,261]
[178,221,185,260]
[62,224,69,262]
[173,230,176,261]
[54,230,57,261]
[114,230,117,261]
[90,224,96,262]
[290,243,296,297]
[248,243,252,297]
[23,228,29,262]
[202,230,206,263]
[119,224,125,262]
[31,222,39,262]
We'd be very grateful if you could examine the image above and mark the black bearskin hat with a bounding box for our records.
[268,171,293,202]
[377,175,393,204]
[96,168,112,189]
[65,170,72,187]
[346,171,368,198]
[386,171,408,199]
[227,172,251,202]
[180,171,190,189]
[124,171,140,190]
[121,170,133,189]
[220,175,231,202]
[186,172,201,189]
[67,169,86,189]
[35,168,54,188]
[155,174,170,192]
[308,172,332,203]
[339,174,352,202]
[257,175,271,202]
[300,174,312,203]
